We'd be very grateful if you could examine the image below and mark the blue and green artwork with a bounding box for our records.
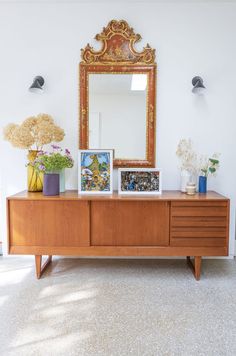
[80,151,111,192]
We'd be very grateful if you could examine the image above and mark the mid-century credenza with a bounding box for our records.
[7,190,229,280]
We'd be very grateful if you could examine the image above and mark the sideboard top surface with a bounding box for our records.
[7,190,228,201]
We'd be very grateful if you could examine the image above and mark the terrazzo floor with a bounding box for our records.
[0,256,236,356]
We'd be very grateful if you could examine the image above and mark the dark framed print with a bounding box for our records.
[118,168,162,195]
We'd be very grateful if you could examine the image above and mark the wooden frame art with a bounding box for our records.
[79,20,156,167]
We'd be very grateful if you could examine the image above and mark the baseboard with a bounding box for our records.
[0,242,2,256]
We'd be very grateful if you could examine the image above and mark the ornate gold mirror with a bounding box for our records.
[79,20,156,167]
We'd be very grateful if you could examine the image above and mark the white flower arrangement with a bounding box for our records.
[176,139,220,177]
[176,139,198,174]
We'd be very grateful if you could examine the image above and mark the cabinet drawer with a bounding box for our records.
[170,201,228,247]
[9,200,90,247]
[91,201,169,246]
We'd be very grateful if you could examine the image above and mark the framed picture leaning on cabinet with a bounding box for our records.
[118,168,162,195]
[78,149,113,194]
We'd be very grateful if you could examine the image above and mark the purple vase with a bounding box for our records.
[43,173,60,196]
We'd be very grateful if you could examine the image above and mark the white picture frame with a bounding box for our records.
[78,149,113,194]
[118,168,162,195]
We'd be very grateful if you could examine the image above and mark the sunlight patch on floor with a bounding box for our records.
[38,284,68,298]
[40,300,97,318]
[0,267,32,286]
[58,289,98,303]
[12,325,57,347]
[0,296,8,308]
[10,330,93,354]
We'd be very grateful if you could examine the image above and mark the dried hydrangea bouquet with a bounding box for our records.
[3,114,65,192]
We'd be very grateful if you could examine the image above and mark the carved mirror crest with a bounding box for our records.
[79,20,156,167]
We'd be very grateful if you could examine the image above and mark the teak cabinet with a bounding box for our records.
[7,191,229,280]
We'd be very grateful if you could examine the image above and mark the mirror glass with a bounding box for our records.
[89,73,147,160]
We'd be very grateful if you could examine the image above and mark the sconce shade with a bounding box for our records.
[192,76,205,94]
[29,76,45,93]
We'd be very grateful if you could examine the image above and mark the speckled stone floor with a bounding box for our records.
[0,257,236,356]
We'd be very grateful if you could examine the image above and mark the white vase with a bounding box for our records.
[59,169,65,193]
[180,170,191,192]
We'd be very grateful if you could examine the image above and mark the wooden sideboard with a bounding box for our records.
[7,190,229,280]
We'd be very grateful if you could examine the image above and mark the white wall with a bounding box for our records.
[0,1,236,256]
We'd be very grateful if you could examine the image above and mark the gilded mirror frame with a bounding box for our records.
[79,20,156,167]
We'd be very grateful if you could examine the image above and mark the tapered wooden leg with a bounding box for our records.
[194,256,201,280]
[35,255,52,279]
[35,255,42,279]
[187,256,202,281]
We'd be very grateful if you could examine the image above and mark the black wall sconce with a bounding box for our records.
[29,76,45,93]
[192,76,205,94]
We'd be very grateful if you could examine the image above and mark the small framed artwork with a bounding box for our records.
[78,149,113,194]
[118,168,162,195]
